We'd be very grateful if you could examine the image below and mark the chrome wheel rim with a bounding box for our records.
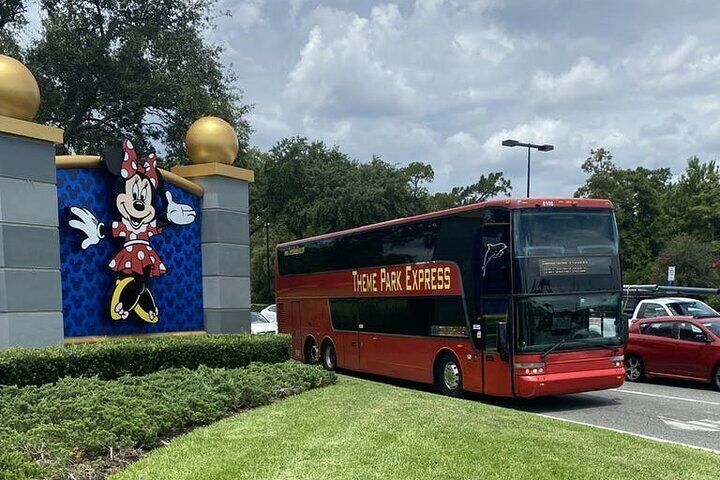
[626,357,641,381]
[443,362,460,390]
[324,347,336,369]
[309,345,320,363]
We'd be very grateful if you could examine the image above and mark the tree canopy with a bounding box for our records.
[576,149,719,285]
[0,0,25,56]
[651,234,720,288]
[13,0,250,163]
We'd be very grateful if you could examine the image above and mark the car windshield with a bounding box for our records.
[251,313,268,324]
[703,321,720,337]
[667,301,718,318]
[516,293,624,352]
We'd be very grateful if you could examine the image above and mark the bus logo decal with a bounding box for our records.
[482,243,507,277]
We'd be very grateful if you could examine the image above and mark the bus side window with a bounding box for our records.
[482,299,509,352]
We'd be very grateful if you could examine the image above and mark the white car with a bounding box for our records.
[251,312,277,334]
[260,304,277,324]
[630,297,719,324]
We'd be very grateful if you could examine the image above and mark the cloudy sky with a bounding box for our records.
[25,0,720,196]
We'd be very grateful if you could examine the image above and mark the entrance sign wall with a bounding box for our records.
[0,55,253,347]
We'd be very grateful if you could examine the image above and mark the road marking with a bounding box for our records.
[659,416,720,432]
[611,388,720,406]
[533,413,719,453]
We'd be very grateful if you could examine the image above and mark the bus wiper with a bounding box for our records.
[541,338,567,358]
[594,343,620,351]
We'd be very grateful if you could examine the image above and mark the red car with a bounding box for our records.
[625,316,720,390]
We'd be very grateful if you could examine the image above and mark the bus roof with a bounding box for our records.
[277,197,613,248]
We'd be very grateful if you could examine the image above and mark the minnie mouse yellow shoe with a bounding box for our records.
[110,277,140,320]
[133,289,159,324]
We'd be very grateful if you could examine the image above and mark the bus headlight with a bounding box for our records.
[610,355,624,368]
[515,362,546,376]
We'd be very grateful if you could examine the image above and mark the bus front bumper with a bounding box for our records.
[515,366,625,398]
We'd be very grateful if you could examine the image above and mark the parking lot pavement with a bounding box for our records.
[513,379,720,452]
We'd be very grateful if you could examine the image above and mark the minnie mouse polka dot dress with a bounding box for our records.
[108,218,166,277]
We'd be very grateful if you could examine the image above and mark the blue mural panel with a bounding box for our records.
[57,168,204,337]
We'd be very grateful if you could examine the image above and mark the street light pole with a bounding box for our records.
[526,146,531,198]
[501,139,554,198]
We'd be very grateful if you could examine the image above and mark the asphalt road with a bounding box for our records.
[502,378,720,452]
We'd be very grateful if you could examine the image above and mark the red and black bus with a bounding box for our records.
[275,198,626,398]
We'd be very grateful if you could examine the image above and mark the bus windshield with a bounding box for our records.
[514,210,618,258]
[516,293,624,353]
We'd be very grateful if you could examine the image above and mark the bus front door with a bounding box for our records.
[481,299,513,396]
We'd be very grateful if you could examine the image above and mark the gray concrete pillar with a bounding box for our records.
[173,119,254,334]
[0,119,65,349]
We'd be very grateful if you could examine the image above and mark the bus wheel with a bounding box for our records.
[304,338,320,365]
[625,355,644,382]
[435,353,463,397]
[322,342,337,371]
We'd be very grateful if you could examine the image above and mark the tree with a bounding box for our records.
[666,157,720,247]
[651,234,720,288]
[575,148,672,282]
[259,138,417,240]
[23,0,250,162]
[429,172,512,211]
[0,0,26,56]
[403,162,435,204]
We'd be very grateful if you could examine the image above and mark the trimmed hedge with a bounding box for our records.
[0,361,336,480]
[0,334,291,387]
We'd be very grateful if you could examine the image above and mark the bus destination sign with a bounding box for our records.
[540,258,590,275]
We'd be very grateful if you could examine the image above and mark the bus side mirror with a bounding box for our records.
[497,321,509,361]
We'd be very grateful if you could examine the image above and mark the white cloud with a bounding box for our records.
[453,26,515,63]
[222,0,266,30]
[626,36,720,91]
[202,0,720,196]
[531,57,611,101]
[284,9,415,117]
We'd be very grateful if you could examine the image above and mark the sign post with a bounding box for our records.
[667,266,676,287]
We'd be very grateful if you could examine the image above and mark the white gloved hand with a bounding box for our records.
[165,191,196,225]
[69,206,104,249]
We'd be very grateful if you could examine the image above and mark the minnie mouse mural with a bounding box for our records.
[68,139,196,323]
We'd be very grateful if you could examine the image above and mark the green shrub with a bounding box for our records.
[0,361,335,479]
[0,334,291,387]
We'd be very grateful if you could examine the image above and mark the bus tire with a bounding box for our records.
[625,354,644,382]
[304,337,319,365]
[321,341,337,371]
[435,352,463,397]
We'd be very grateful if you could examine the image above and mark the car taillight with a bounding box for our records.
[515,362,545,376]
[610,355,624,368]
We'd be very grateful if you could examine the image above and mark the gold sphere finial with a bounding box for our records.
[185,116,239,164]
[0,55,41,121]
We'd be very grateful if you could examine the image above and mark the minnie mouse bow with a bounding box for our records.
[119,139,159,188]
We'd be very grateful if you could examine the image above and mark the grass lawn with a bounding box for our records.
[114,376,720,480]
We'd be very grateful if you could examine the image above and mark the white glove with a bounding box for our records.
[165,191,196,225]
[69,207,104,249]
